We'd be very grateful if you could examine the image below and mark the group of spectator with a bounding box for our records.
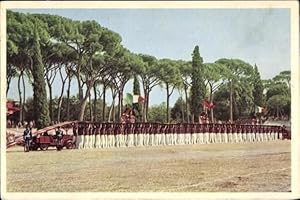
[7,120,35,129]
[6,119,65,129]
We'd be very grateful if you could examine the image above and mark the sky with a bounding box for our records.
[7,8,291,106]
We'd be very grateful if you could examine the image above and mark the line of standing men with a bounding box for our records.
[71,122,288,149]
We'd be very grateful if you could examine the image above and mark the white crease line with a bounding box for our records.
[168,167,291,191]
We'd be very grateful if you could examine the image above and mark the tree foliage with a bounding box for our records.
[202,62,230,122]
[132,75,143,122]
[190,46,206,122]
[148,103,167,123]
[157,59,181,123]
[31,25,50,128]
[170,97,187,122]
[264,71,290,118]
[252,64,264,108]
[215,58,254,121]
[6,10,290,125]
[177,60,192,122]
[138,54,161,122]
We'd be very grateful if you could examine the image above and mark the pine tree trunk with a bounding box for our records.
[146,91,150,122]
[210,94,214,123]
[6,76,11,95]
[77,75,83,101]
[57,96,63,123]
[89,90,93,121]
[108,89,117,122]
[120,88,124,119]
[143,88,148,122]
[22,72,26,122]
[79,96,88,121]
[46,78,53,122]
[118,86,124,122]
[57,69,67,123]
[18,72,23,123]
[118,91,122,122]
[166,83,170,123]
[118,91,121,122]
[6,80,10,95]
[144,97,147,122]
[230,80,233,122]
[78,83,93,121]
[184,85,189,123]
[49,87,53,122]
[93,84,97,122]
[112,103,115,122]
[57,86,65,123]
[181,96,185,122]
[133,76,142,121]
[102,85,106,121]
[108,100,114,122]
[66,77,71,121]
[209,83,214,123]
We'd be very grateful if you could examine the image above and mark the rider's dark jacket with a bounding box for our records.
[56,130,63,139]
[23,129,32,140]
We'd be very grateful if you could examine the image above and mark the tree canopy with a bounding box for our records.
[7,10,290,126]
[190,46,206,122]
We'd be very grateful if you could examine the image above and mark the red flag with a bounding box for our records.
[255,106,267,113]
[138,96,145,103]
[133,95,145,103]
[203,99,214,109]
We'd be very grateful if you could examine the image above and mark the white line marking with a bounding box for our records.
[168,167,291,191]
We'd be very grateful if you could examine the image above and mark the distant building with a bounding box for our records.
[7,101,20,117]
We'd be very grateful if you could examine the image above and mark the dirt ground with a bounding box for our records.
[6,140,290,192]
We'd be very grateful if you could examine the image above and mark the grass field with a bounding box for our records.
[6,140,290,192]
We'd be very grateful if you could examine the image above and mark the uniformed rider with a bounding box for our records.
[23,126,32,149]
[56,126,64,146]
